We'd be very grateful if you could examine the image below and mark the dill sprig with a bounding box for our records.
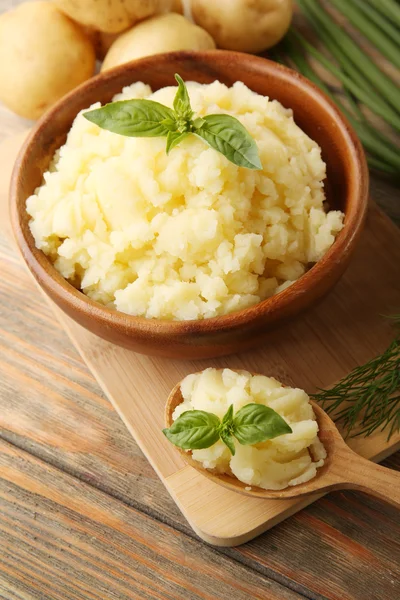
[312,317,400,440]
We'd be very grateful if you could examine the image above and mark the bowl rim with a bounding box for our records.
[10,50,369,337]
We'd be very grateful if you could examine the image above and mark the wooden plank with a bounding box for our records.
[0,232,182,525]
[28,205,400,545]
[0,3,399,597]
[1,226,400,598]
[1,130,400,548]
[237,484,400,600]
[1,221,399,599]
[0,438,304,600]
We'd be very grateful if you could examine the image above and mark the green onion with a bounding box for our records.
[281,33,400,172]
[299,0,400,114]
[297,0,392,118]
[353,0,400,46]
[365,0,400,28]
[330,0,400,69]
[291,28,400,132]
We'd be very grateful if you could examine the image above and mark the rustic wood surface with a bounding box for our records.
[3,129,399,546]
[1,169,400,600]
[0,1,399,598]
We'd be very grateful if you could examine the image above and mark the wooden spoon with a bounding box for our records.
[165,378,400,507]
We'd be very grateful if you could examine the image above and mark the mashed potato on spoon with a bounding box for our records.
[172,368,326,490]
[27,80,344,320]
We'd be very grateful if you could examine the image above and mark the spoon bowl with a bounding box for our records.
[165,373,400,506]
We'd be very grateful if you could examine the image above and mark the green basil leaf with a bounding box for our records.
[232,404,292,445]
[166,131,190,154]
[195,114,262,170]
[220,431,236,456]
[83,99,175,137]
[161,117,179,132]
[173,74,193,120]
[221,404,234,428]
[162,410,220,450]
[193,117,206,130]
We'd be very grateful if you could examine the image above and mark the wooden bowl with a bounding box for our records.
[10,50,368,359]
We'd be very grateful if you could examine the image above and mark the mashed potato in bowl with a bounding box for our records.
[172,368,326,490]
[27,80,344,321]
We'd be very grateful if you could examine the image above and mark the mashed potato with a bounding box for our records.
[27,80,344,320]
[173,368,326,490]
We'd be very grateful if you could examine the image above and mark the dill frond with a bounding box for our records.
[311,318,400,440]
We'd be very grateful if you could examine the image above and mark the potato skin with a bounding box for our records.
[0,2,95,120]
[54,0,172,34]
[101,13,216,72]
[191,0,293,54]
[171,0,183,13]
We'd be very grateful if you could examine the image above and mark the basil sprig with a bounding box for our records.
[83,74,262,170]
[163,403,292,456]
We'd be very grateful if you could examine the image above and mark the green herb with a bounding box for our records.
[291,28,400,132]
[83,74,262,170]
[353,0,399,46]
[162,410,221,450]
[195,115,262,171]
[312,318,400,441]
[280,32,400,173]
[365,0,400,28]
[297,0,399,115]
[84,99,175,137]
[163,402,292,455]
[330,0,400,70]
[280,0,400,176]
[173,74,193,121]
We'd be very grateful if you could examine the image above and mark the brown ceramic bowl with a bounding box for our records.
[10,51,368,359]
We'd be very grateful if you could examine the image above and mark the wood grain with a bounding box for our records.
[0,2,399,597]
[0,438,303,600]
[1,131,400,548]
[1,206,399,598]
[165,387,400,505]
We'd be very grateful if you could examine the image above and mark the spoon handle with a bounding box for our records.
[335,453,400,508]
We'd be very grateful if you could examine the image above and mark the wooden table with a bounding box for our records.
[1,2,399,598]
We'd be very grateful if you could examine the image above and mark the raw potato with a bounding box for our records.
[92,30,123,61]
[102,13,216,72]
[171,0,183,13]
[191,0,293,54]
[54,0,172,34]
[83,28,124,61]
[0,2,95,120]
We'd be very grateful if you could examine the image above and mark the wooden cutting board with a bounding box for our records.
[1,133,400,547]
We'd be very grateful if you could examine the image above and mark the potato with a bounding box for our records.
[101,13,216,72]
[0,2,95,120]
[53,0,172,34]
[99,32,123,58]
[191,0,293,54]
[89,30,123,61]
[171,0,183,13]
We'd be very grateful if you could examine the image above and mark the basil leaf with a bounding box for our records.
[161,117,179,132]
[193,117,205,130]
[166,131,189,154]
[220,431,236,456]
[221,404,234,428]
[163,410,220,450]
[232,404,292,445]
[195,114,262,170]
[173,74,193,120]
[83,99,175,137]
